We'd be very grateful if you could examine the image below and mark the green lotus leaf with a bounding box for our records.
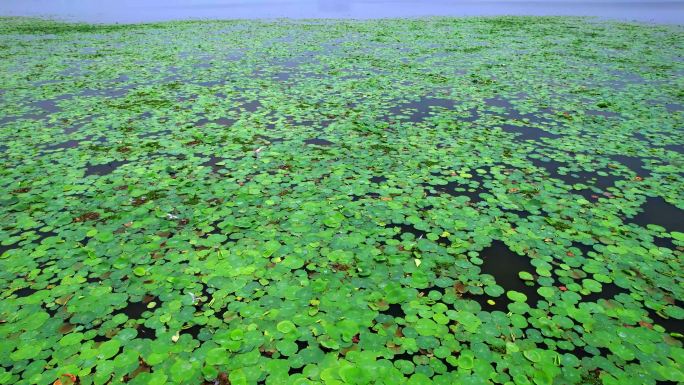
[97,339,121,360]
[277,320,297,334]
[339,365,362,384]
[456,311,482,333]
[484,284,504,297]
[457,351,474,370]
[523,348,542,363]
[10,343,43,361]
[323,212,345,228]
[59,332,84,346]
[147,372,168,385]
[229,369,248,385]
[537,287,555,298]
[275,340,298,356]
[507,290,528,303]
[205,348,229,366]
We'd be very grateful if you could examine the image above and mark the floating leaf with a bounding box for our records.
[276,320,297,334]
[507,290,528,303]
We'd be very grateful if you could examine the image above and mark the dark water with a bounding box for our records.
[0,0,682,24]
[478,240,541,310]
[631,197,684,233]
[305,138,335,146]
[84,160,128,176]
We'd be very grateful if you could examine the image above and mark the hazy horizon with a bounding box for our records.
[1,0,683,24]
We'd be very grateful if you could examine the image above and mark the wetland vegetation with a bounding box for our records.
[0,16,683,385]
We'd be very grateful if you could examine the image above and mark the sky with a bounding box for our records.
[0,0,682,24]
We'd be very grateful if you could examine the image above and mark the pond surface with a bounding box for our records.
[0,0,683,24]
[1,15,683,385]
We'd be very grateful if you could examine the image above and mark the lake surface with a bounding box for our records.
[1,0,683,24]
[2,15,683,385]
